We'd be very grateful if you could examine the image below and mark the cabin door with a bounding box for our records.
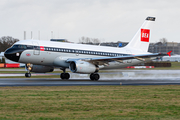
[33,42,40,55]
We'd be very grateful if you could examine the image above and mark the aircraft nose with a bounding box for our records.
[4,48,21,62]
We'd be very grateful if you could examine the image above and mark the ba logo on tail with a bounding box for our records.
[141,29,150,42]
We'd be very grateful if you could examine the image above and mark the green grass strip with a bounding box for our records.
[0,85,180,119]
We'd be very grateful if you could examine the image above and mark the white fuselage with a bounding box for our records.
[15,40,150,70]
[4,16,157,80]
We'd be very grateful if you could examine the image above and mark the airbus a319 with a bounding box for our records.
[4,17,168,81]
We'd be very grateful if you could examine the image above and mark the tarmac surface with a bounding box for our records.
[0,69,180,86]
[0,78,180,86]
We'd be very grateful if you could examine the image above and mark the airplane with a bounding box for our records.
[4,16,168,81]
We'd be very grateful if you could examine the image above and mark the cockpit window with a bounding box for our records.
[12,45,27,49]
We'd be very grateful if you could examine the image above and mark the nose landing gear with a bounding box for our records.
[25,63,32,78]
[25,73,31,77]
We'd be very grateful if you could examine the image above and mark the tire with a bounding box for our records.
[94,73,100,81]
[90,73,95,80]
[60,73,70,80]
[65,73,70,80]
[60,73,65,79]
[25,73,31,77]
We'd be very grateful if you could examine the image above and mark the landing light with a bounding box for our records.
[16,53,19,56]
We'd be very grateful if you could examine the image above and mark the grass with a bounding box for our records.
[0,85,180,119]
[170,62,180,69]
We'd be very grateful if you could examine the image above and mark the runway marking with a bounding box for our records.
[0,74,24,76]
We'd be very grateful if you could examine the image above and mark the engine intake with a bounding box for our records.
[69,61,99,74]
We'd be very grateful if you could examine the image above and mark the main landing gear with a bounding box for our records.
[60,68,100,81]
[90,73,100,81]
[60,73,70,80]
[25,63,32,78]
[60,68,70,80]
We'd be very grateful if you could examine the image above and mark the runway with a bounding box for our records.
[1,78,180,86]
[1,70,180,86]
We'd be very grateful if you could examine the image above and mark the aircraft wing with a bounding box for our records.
[66,53,167,65]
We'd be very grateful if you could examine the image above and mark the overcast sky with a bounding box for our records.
[0,0,180,43]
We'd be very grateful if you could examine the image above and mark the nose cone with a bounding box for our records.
[4,48,21,62]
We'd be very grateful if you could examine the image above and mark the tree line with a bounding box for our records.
[0,36,19,52]
[79,36,101,44]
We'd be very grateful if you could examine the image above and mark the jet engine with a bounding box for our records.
[26,64,54,73]
[69,61,99,73]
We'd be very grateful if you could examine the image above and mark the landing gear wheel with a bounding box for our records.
[90,73,100,81]
[60,73,70,80]
[90,73,95,80]
[25,73,31,77]
[94,73,100,81]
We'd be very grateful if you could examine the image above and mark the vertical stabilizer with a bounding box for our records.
[125,17,155,52]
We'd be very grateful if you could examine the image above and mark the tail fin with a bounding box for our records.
[167,50,172,57]
[125,17,155,52]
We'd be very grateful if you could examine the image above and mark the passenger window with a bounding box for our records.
[33,46,39,50]
[27,45,33,49]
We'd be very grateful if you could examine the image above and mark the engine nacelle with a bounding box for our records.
[27,65,54,73]
[69,61,99,74]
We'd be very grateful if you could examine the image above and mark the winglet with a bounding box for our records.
[167,50,172,57]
